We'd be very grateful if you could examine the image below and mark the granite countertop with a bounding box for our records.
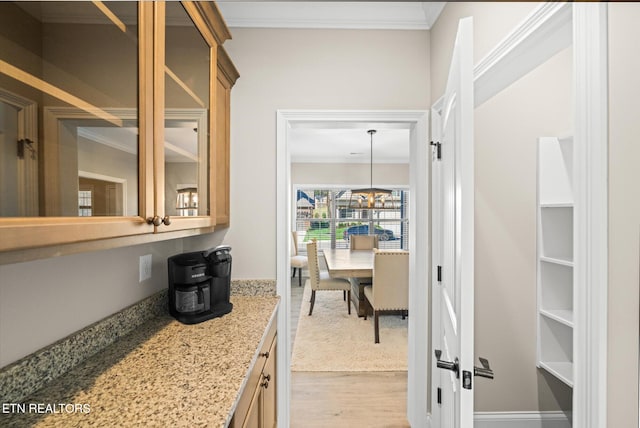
[1,295,279,428]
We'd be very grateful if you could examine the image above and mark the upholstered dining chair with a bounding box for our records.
[349,235,378,289]
[306,240,351,316]
[363,249,409,343]
[350,234,379,250]
[290,231,308,287]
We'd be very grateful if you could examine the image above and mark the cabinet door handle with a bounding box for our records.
[146,216,171,226]
[147,216,162,226]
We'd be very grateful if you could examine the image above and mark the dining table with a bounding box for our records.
[322,248,374,317]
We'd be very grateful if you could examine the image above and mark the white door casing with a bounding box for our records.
[432,16,475,428]
[275,110,429,428]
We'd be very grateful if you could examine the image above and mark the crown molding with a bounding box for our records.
[216,2,444,30]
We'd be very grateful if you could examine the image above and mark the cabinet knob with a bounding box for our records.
[260,351,269,358]
[146,216,171,226]
[263,374,271,382]
[261,379,269,389]
[147,216,162,226]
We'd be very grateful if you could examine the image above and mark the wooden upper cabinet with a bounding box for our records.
[0,1,236,255]
[215,47,239,227]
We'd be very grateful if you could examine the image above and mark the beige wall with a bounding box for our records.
[224,27,429,278]
[608,4,640,427]
[430,1,572,413]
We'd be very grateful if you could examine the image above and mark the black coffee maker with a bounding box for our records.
[167,245,233,324]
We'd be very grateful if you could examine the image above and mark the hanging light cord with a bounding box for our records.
[368,129,376,190]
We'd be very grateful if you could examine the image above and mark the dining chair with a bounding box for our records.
[306,240,351,316]
[363,249,409,343]
[349,234,379,250]
[349,235,378,289]
[290,231,308,287]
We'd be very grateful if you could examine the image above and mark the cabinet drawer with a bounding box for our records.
[230,318,277,427]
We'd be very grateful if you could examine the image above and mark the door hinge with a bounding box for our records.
[430,141,441,160]
[437,387,442,405]
[437,265,442,282]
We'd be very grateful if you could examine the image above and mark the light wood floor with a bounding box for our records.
[289,272,410,428]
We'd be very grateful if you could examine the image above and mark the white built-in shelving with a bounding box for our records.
[537,135,574,388]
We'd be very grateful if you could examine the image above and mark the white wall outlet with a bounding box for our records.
[139,254,152,283]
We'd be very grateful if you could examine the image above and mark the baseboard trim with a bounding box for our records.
[474,411,571,428]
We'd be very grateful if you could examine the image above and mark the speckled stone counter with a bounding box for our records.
[0,295,279,428]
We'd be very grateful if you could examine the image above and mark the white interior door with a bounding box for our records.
[431,16,475,428]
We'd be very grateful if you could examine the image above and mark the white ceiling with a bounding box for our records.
[289,123,410,164]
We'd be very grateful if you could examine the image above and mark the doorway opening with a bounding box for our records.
[276,110,430,427]
[78,172,128,216]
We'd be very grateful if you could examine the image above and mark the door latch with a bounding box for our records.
[430,141,442,160]
[474,357,494,379]
[435,349,459,378]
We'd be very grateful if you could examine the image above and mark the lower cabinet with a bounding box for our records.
[231,320,277,428]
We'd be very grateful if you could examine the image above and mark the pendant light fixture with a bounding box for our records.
[348,129,395,210]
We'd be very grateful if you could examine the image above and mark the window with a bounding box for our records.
[78,190,93,217]
[294,188,409,253]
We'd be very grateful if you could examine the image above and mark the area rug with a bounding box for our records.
[291,281,407,372]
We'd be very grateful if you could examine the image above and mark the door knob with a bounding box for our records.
[435,349,459,378]
[474,357,494,379]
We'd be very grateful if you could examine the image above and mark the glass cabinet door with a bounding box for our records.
[0,1,141,218]
[156,1,216,231]
[0,1,154,251]
[0,1,232,253]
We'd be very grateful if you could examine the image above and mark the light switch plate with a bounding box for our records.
[139,254,152,282]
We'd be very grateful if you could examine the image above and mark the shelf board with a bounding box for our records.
[540,256,573,267]
[540,309,574,327]
[540,203,573,208]
[539,361,573,387]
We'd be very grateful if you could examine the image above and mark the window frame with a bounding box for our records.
[293,185,410,253]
